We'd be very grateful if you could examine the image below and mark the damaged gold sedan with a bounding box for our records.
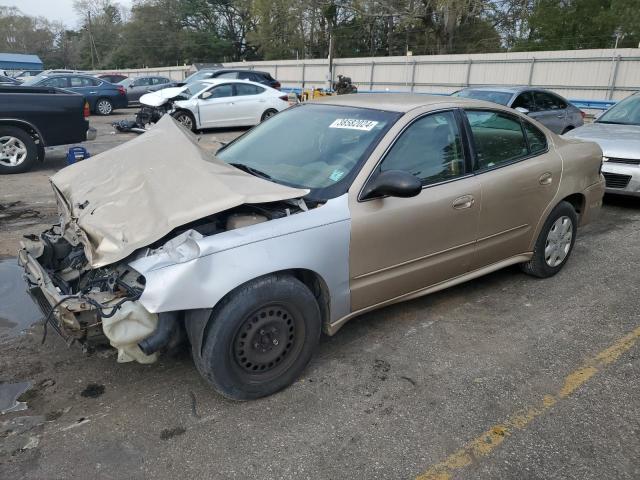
[20,95,605,399]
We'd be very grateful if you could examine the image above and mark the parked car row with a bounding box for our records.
[2,68,285,116]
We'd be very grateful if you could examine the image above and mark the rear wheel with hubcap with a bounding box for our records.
[193,274,321,400]
[0,126,38,174]
[261,109,278,122]
[521,201,578,278]
[95,98,113,115]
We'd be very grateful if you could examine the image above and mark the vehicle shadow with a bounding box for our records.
[603,193,640,209]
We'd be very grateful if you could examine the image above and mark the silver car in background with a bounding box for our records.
[454,86,584,134]
[566,92,640,197]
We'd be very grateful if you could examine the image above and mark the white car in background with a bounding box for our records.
[139,79,290,131]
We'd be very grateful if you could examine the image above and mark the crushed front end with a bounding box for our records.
[18,226,160,363]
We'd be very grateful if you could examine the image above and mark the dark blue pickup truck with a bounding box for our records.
[0,86,96,174]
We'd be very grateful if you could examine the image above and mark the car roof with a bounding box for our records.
[311,93,505,113]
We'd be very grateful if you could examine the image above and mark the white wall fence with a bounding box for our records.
[90,48,640,105]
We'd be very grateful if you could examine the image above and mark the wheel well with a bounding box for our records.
[286,269,331,330]
[562,193,585,217]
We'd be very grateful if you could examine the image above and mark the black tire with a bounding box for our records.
[260,109,278,122]
[95,98,113,116]
[0,126,38,174]
[193,274,321,400]
[521,201,578,278]
[172,111,197,132]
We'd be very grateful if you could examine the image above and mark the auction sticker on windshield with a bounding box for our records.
[329,119,379,131]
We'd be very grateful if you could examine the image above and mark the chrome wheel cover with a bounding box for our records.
[545,216,573,267]
[0,136,28,167]
[97,100,112,115]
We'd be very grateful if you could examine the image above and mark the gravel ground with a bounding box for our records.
[0,110,638,480]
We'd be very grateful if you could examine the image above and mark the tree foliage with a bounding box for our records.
[0,0,637,70]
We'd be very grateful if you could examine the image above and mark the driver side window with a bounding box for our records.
[380,111,466,185]
[207,84,234,98]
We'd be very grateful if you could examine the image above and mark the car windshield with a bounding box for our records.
[174,81,210,100]
[597,94,640,126]
[217,104,400,200]
[453,89,513,106]
[184,70,216,83]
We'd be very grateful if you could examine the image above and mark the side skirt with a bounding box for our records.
[326,253,532,336]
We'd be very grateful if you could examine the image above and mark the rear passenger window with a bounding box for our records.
[534,92,566,110]
[512,92,536,111]
[381,111,465,185]
[466,110,528,170]
[523,121,547,154]
[235,84,264,96]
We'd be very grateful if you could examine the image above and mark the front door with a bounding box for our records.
[463,109,561,269]
[349,110,481,311]
[197,83,237,128]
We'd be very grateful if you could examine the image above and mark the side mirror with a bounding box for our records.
[515,107,529,115]
[361,170,422,200]
[200,91,213,100]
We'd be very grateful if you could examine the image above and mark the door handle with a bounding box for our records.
[89,91,97,94]
[452,195,475,210]
[539,172,553,185]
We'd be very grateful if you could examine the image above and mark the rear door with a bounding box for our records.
[196,83,237,127]
[349,109,481,310]
[233,83,267,124]
[463,109,561,269]
[530,91,568,134]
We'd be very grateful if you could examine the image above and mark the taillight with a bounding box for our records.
[580,110,586,119]
[83,101,90,118]
[279,95,288,101]
[117,85,126,96]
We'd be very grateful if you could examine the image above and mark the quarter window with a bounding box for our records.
[523,121,547,154]
[380,111,465,185]
[466,110,528,170]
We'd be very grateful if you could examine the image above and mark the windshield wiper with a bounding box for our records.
[229,162,272,180]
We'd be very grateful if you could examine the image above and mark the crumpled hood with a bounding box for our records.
[51,115,308,268]
[565,122,640,159]
[139,87,186,107]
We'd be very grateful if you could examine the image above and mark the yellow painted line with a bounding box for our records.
[416,326,640,480]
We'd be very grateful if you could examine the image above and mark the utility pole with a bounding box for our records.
[87,11,94,69]
[327,23,334,91]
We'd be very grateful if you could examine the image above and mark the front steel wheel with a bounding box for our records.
[193,274,321,400]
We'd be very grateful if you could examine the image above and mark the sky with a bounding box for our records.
[0,0,133,28]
